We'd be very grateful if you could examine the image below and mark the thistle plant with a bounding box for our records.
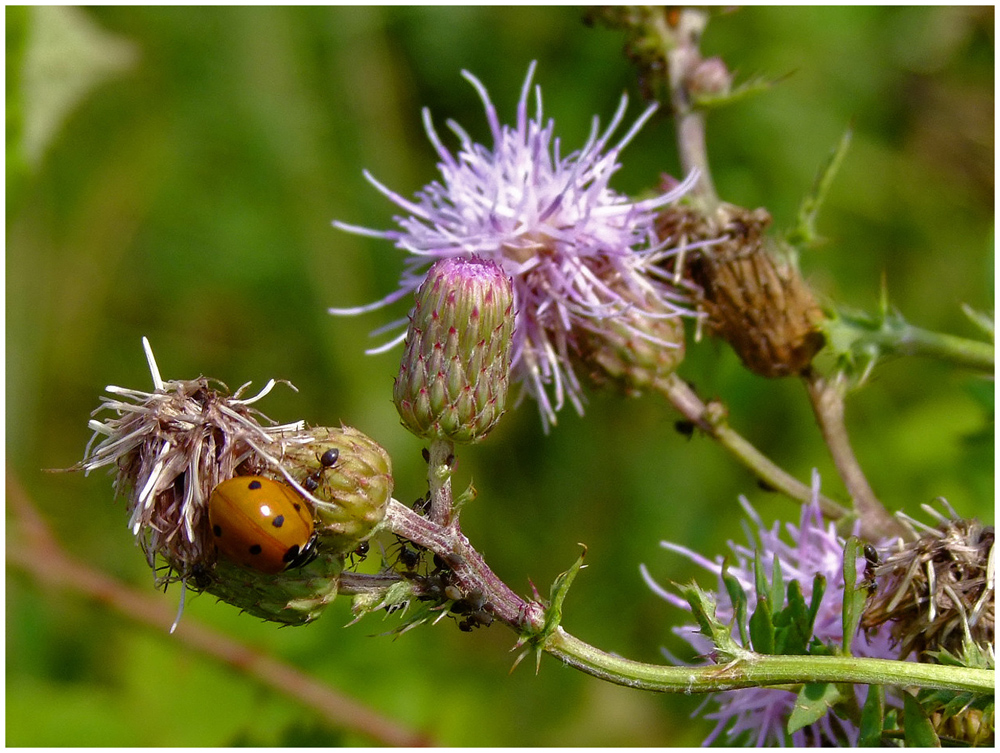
[46,6,993,748]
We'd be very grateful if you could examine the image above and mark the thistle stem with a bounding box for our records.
[653,373,849,520]
[427,439,455,526]
[545,627,994,695]
[802,370,909,541]
[889,324,993,372]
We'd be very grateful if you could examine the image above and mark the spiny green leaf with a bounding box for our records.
[544,544,587,635]
[749,596,775,654]
[903,690,941,747]
[678,581,743,659]
[721,558,749,647]
[859,684,886,747]
[786,126,853,250]
[692,72,789,111]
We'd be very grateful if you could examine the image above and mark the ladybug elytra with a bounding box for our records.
[208,476,318,574]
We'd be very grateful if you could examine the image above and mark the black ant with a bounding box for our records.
[303,448,340,493]
[860,543,880,596]
[396,544,422,572]
[347,540,370,568]
[674,419,695,440]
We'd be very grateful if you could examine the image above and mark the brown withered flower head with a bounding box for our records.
[658,196,826,378]
[860,501,994,660]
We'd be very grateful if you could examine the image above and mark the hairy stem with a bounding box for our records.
[427,439,455,526]
[546,628,994,695]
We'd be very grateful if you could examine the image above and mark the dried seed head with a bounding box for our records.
[393,256,514,443]
[661,202,826,378]
[74,338,307,579]
[74,339,395,626]
[861,506,994,660]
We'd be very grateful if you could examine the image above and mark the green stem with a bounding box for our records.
[881,324,994,373]
[546,628,994,695]
[427,439,455,526]
[654,373,849,520]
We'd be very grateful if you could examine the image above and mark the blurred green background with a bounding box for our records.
[6,6,993,746]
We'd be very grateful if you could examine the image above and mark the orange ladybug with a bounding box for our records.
[208,476,317,573]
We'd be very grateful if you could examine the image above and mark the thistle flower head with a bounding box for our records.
[641,472,901,746]
[332,62,713,429]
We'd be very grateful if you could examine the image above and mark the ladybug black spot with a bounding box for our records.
[249,544,263,556]
[213,524,223,538]
[248,480,263,490]
[272,515,285,528]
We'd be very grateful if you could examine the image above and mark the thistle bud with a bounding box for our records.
[393,256,514,443]
[575,283,686,395]
[280,425,394,555]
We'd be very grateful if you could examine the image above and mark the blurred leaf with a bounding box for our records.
[859,684,886,746]
[903,690,941,747]
[20,7,137,167]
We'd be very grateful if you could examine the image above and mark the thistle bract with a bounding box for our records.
[393,256,514,443]
[280,425,394,553]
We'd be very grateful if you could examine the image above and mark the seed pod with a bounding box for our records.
[393,256,514,443]
[280,425,394,555]
[663,203,826,378]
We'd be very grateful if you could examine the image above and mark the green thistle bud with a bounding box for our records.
[282,425,394,555]
[393,256,514,443]
[204,550,343,626]
[575,283,686,395]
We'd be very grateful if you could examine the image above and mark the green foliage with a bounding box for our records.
[7,6,993,747]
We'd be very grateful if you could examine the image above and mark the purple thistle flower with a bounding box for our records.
[641,471,903,746]
[332,62,708,429]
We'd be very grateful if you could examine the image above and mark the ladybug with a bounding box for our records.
[208,476,318,574]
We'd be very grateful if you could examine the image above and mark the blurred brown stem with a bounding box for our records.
[6,470,432,747]
[802,371,909,541]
